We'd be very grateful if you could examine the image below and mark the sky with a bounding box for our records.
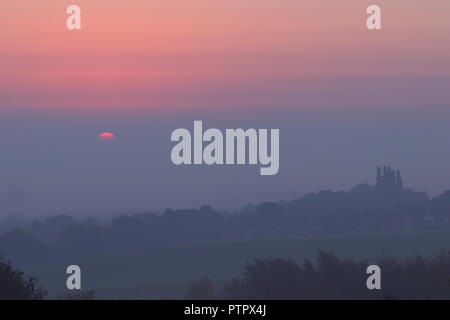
[0,0,450,216]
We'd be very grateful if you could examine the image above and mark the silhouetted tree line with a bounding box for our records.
[186,251,450,300]
[1,167,450,265]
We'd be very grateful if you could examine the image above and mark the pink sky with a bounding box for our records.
[1,0,449,112]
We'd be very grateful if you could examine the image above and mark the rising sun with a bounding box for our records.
[98,132,117,141]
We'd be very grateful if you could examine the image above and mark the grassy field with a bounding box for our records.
[25,227,450,299]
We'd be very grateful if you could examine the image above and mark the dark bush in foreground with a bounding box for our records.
[0,257,47,300]
[187,251,450,300]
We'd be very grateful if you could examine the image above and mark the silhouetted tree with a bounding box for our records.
[396,170,403,189]
[0,257,46,300]
[185,277,216,300]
